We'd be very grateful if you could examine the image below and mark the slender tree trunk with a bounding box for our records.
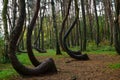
[86,0,93,41]
[2,0,9,63]
[12,0,17,28]
[93,0,100,46]
[114,0,120,54]
[107,0,114,45]
[81,0,87,51]
[51,0,62,55]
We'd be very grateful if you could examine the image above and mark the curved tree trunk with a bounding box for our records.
[26,0,41,66]
[33,8,46,53]
[59,0,72,51]
[59,0,81,54]
[8,0,57,76]
[60,0,89,60]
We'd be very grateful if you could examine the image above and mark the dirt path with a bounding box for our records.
[12,54,120,80]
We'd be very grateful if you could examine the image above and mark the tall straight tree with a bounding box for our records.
[86,0,93,41]
[114,0,120,54]
[12,0,17,29]
[2,0,9,63]
[51,0,62,55]
[93,0,100,46]
[81,0,87,51]
[107,0,114,45]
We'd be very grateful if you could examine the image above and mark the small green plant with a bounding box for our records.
[109,63,120,69]
[0,69,17,79]
[0,36,5,63]
[85,41,116,55]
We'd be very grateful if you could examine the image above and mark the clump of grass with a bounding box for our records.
[17,53,32,65]
[0,69,17,79]
[85,41,116,55]
[109,63,120,69]
[87,43,115,52]
[34,49,68,58]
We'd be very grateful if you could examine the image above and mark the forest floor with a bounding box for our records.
[10,54,120,80]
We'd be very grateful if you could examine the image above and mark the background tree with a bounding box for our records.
[114,0,120,54]
[81,0,87,51]
[2,0,9,63]
[51,0,62,55]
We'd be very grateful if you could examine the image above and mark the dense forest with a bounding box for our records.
[0,0,120,80]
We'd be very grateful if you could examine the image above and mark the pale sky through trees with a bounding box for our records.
[0,0,2,12]
[0,0,115,32]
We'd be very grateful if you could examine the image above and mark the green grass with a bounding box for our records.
[0,53,32,79]
[0,49,68,80]
[0,69,17,79]
[85,46,117,55]
[85,50,116,55]
[34,49,68,58]
[17,53,32,65]
[70,45,117,55]
[109,63,120,69]
[0,63,18,80]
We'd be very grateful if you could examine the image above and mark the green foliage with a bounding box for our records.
[0,53,33,79]
[87,41,115,51]
[0,63,17,79]
[109,63,120,69]
[17,54,32,65]
[34,49,68,58]
[0,35,10,63]
[0,69,17,79]
[0,36,5,63]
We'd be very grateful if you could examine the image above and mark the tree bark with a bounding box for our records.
[93,0,100,46]
[51,0,62,55]
[60,0,89,60]
[8,0,57,76]
[114,0,120,54]
[2,0,9,63]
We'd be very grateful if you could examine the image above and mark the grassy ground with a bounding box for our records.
[0,49,68,80]
[0,46,120,80]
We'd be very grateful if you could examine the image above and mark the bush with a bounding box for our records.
[0,35,5,63]
[86,41,115,52]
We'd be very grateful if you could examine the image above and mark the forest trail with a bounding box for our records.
[11,54,120,80]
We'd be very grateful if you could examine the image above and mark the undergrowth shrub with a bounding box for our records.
[87,40,115,52]
[0,35,5,63]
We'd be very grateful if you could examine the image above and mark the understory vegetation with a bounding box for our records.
[0,46,120,79]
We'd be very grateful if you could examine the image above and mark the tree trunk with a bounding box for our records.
[81,0,87,51]
[12,0,17,28]
[51,0,62,55]
[114,0,120,54]
[93,0,100,46]
[60,0,89,60]
[2,0,9,63]
[8,0,57,76]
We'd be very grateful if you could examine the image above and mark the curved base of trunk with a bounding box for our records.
[67,51,89,60]
[9,52,57,76]
[33,46,47,53]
